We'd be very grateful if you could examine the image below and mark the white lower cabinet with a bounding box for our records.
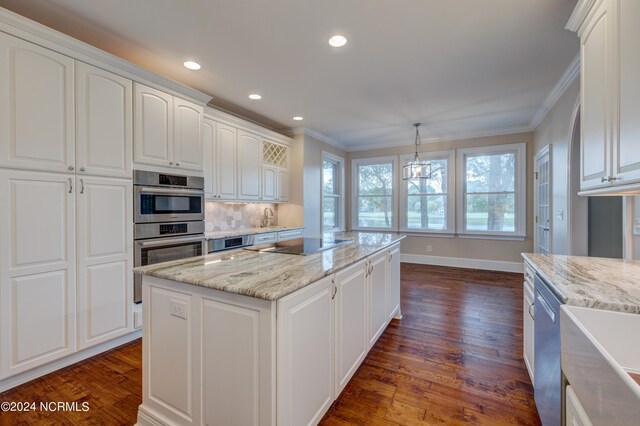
[0,171,134,381]
[76,177,133,349]
[368,250,388,347]
[524,278,535,385]
[386,243,401,321]
[566,385,593,426]
[0,171,76,378]
[335,260,367,395]
[278,276,334,426]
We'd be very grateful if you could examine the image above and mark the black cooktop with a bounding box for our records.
[244,237,351,255]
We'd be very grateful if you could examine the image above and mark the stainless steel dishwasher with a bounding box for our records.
[534,274,564,426]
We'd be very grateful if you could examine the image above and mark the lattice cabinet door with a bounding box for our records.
[262,140,289,168]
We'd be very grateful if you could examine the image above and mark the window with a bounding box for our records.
[352,157,397,230]
[322,152,345,231]
[457,143,526,238]
[400,150,455,233]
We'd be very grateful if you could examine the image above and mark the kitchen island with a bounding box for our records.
[135,232,405,426]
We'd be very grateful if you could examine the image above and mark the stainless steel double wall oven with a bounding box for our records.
[133,170,205,303]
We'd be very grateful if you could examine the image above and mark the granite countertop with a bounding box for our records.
[136,231,405,301]
[204,226,303,240]
[522,253,640,314]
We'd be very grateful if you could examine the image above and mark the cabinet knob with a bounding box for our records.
[80,167,86,172]
[601,176,608,183]
[176,163,180,166]
[68,166,74,171]
[169,162,174,166]
[608,176,618,182]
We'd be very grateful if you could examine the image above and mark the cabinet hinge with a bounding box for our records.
[534,171,538,180]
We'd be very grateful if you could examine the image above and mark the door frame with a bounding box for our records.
[534,145,552,254]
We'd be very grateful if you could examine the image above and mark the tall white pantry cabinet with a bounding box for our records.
[0,31,134,382]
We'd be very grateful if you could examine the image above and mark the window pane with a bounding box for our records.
[407,195,446,230]
[323,196,339,229]
[358,196,393,228]
[465,193,515,232]
[323,160,336,194]
[465,152,515,193]
[358,163,393,196]
[406,159,447,195]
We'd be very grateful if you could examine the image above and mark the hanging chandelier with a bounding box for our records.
[402,123,432,180]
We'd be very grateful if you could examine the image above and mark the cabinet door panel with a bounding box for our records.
[76,177,132,349]
[580,3,610,190]
[335,261,367,395]
[217,124,237,199]
[277,169,289,202]
[134,83,173,167]
[262,166,276,200]
[76,62,132,178]
[173,99,203,171]
[368,252,387,347]
[524,282,535,384]
[278,276,334,426]
[614,0,640,184]
[202,118,216,198]
[386,244,401,321]
[237,131,262,200]
[0,33,74,172]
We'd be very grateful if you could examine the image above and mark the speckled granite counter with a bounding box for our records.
[522,253,640,314]
[136,232,405,301]
[204,226,303,240]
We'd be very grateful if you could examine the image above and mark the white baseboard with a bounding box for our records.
[0,330,141,393]
[401,253,524,273]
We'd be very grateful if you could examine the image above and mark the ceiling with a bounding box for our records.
[0,0,579,150]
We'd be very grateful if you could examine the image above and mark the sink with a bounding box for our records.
[561,305,640,424]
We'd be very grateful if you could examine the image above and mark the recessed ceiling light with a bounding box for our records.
[183,61,201,70]
[249,94,262,100]
[328,35,347,47]
[293,116,304,121]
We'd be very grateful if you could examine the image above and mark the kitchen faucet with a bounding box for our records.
[261,207,274,227]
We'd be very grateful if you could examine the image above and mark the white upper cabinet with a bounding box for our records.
[76,62,132,178]
[202,117,216,198]
[217,123,238,200]
[133,83,173,168]
[237,131,262,200]
[0,33,75,173]
[173,98,203,171]
[134,83,203,172]
[262,166,277,201]
[277,169,290,202]
[571,0,640,193]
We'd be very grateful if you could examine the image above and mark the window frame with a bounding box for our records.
[351,156,398,232]
[321,151,345,232]
[456,142,527,239]
[399,149,455,235]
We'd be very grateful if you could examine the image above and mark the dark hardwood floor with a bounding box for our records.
[0,264,540,425]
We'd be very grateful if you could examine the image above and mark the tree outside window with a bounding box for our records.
[354,159,395,229]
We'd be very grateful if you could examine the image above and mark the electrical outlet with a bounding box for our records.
[170,300,188,319]
[426,244,432,253]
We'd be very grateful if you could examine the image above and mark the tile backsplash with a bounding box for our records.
[205,202,278,232]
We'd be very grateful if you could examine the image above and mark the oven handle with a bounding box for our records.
[137,186,204,196]
[136,235,205,248]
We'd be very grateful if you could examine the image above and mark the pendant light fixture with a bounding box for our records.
[403,123,432,180]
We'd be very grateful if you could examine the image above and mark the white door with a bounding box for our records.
[262,166,277,201]
[237,131,262,200]
[76,176,132,350]
[613,0,640,185]
[173,98,203,171]
[334,260,367,395]
[216,123,237,200]
[534,146,551,254]
[386,243,401,321]
[368,251,388,347]
[277,168,289,202]
[0,170,76,379]
[0,33,75,173]
[277,276,334,426]
[76,62,132,178]
[202,117,217,198]
[133,83,173,168]
[580,0,611,190]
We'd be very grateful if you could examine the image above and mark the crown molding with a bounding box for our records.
[0,6,212,105]
[281,127,349,151]
[529,53,580,130]
[566,0,599,32]
[345,125,534,152]
[204,106,293,145]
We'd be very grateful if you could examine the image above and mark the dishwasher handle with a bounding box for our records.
[536,292,556,323]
